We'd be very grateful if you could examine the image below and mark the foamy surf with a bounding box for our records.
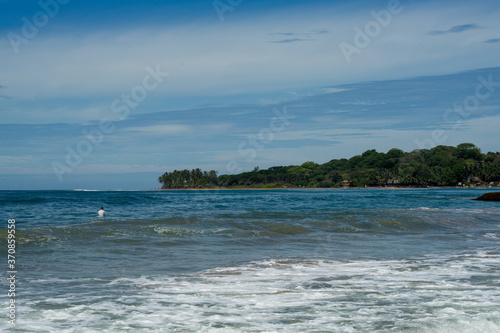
[14,253,500,332]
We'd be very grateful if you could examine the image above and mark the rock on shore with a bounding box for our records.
[475,192,500,201]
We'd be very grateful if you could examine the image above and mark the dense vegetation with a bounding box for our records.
[158,169,218,188]
[158,143,500,189]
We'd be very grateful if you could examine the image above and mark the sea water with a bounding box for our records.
[1,189,499,332]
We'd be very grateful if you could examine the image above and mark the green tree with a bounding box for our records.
[456,143,482,161]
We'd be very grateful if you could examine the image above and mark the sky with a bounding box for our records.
[1,0,500,190]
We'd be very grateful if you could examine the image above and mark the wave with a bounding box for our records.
[0,196,49,205]
[17,254,500,332]
[5,206,497,250]
[72,189,102,192]
[0,228,57,249]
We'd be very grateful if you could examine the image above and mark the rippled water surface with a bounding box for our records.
[1,189,499,332]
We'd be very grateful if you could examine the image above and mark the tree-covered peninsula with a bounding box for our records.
[158,143,500,189]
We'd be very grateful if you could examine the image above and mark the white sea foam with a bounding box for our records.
[415,207,441,211]
[153,226,197,236]
[12,252,500,332]
[413,207,500,216]
[72,189,101,191]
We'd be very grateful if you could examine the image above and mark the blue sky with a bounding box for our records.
[1,0,500,190]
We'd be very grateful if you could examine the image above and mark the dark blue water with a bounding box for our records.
[1,189,499,332]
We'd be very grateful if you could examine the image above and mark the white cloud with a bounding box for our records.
[0,155,40,174]
[0,155,51,174]
[1,1,499,126]
[124,124,192,135]
[74,163,168,174]
[323,88,352,94]
[438,114,500,152]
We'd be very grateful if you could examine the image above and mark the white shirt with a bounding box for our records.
[98,209,106,217]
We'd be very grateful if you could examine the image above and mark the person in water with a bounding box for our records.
[98,207,106,217]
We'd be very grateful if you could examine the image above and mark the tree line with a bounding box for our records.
[158,143,500,189]
[158,168,218,188]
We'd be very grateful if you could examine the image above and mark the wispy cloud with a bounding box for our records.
[323,88,352,94]
[269,32,296,36]
[271,38,315,44]
[0,84,7,99]
[311,29,329,35]
[428,23,481,36]
[269,29,329,43]
[484,38,500,43]
[124,124,192,135]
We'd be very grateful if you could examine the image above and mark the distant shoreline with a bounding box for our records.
[158,144,500,191]
[154,186,500,191]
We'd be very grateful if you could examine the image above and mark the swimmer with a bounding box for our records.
[98,207,106,217]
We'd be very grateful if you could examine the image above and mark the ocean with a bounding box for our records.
[1,188,500,332]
